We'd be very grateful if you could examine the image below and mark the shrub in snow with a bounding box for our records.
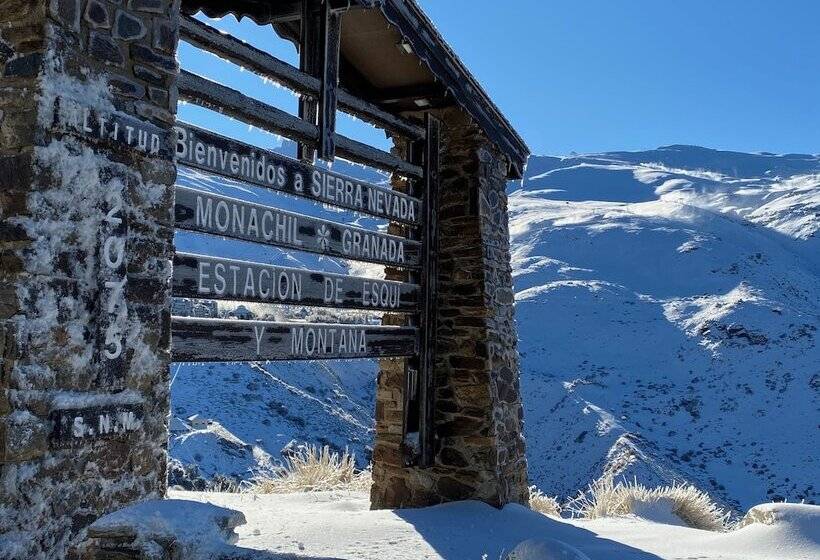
[566,477,729,531]
[506,538,591,560]
[246,444,371,494]
[529,486,561,517]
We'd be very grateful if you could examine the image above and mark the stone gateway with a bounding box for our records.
[0,1,530,558]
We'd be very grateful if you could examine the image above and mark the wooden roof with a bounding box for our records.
[181,0,530,177]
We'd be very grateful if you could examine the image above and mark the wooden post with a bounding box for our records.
[401,114,441,467]
[319,2,341,161]
[297,0,321,162]
[418,114,441,466]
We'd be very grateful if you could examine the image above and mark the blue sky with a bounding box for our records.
[419,0,820,156]
[180,0,819,158]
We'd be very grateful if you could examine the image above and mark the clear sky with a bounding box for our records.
[180,1,819,158]
[418,0,820,156]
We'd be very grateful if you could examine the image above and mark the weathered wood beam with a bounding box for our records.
[417,113,441,467]
[177,70,423,178]
[318,2,341,161]
[297,0,321,162]
[173,252,421,312]
[171,317,418,362]
[174,122,422,225]
[179,17,426,141]
[174,186,422,268]
[371,84,447,106]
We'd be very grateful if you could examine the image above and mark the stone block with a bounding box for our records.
[49,0,81,31]
[134,99,173,126]
[1,409,49,463]
[133,63,165,86]
[152,20,177,53]
[130,43,176,74]
[84,0,111,29]
[108,75,146,99]
[113,10,146,41]
[147,86,168,107]
[128,0,167,13]
[3,52,43,77]
[89,32,125,66]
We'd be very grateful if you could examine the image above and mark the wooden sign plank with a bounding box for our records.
[171,317,417,362]
[174,187,421,268]
[174,122,421,225]
[173,252,420,312]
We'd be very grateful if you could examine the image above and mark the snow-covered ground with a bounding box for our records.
[170,145,819,512]
[167,490,820,560]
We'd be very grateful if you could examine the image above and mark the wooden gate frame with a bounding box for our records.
[173,7,441,465]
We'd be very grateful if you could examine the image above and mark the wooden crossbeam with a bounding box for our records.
[174,187,421,268]
[179,17,426,141]
[174,123,421,225]
[171,317,418,362]
[173,252,420,312]
[178,70,423,178]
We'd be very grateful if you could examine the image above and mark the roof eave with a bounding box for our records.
[366,0,530,177]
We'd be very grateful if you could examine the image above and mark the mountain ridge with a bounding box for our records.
[169,144,819,512]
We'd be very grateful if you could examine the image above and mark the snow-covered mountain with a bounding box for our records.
[169,145,819,512]
[514,146,819,512]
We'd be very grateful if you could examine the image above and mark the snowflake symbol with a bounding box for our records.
[317,225,331,250]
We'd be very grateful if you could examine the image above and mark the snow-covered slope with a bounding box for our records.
[514,146,819,511]
[169,145,819,512]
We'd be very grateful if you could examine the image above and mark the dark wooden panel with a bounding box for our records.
[174,187,421,268]
[298,0,321,162]
[175,122,421,225]
[172,317,418,362]
[173,252,420,312]
[178,17,425,140]
[177,70,423,179]
[318,3,341,161]
[418,113,442,467]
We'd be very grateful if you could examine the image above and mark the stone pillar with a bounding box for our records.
[371,108,528,509]
[0,1,179,558]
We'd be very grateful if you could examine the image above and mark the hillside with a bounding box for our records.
[169,145,819,511]
[514,146,819,511]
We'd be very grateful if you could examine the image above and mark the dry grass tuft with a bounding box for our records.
[528,485,561,517]
[246,444,372,494]
[566,477,730,531]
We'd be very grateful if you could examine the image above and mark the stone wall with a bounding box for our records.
[0,1,179,558]
[371,107,529,509]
